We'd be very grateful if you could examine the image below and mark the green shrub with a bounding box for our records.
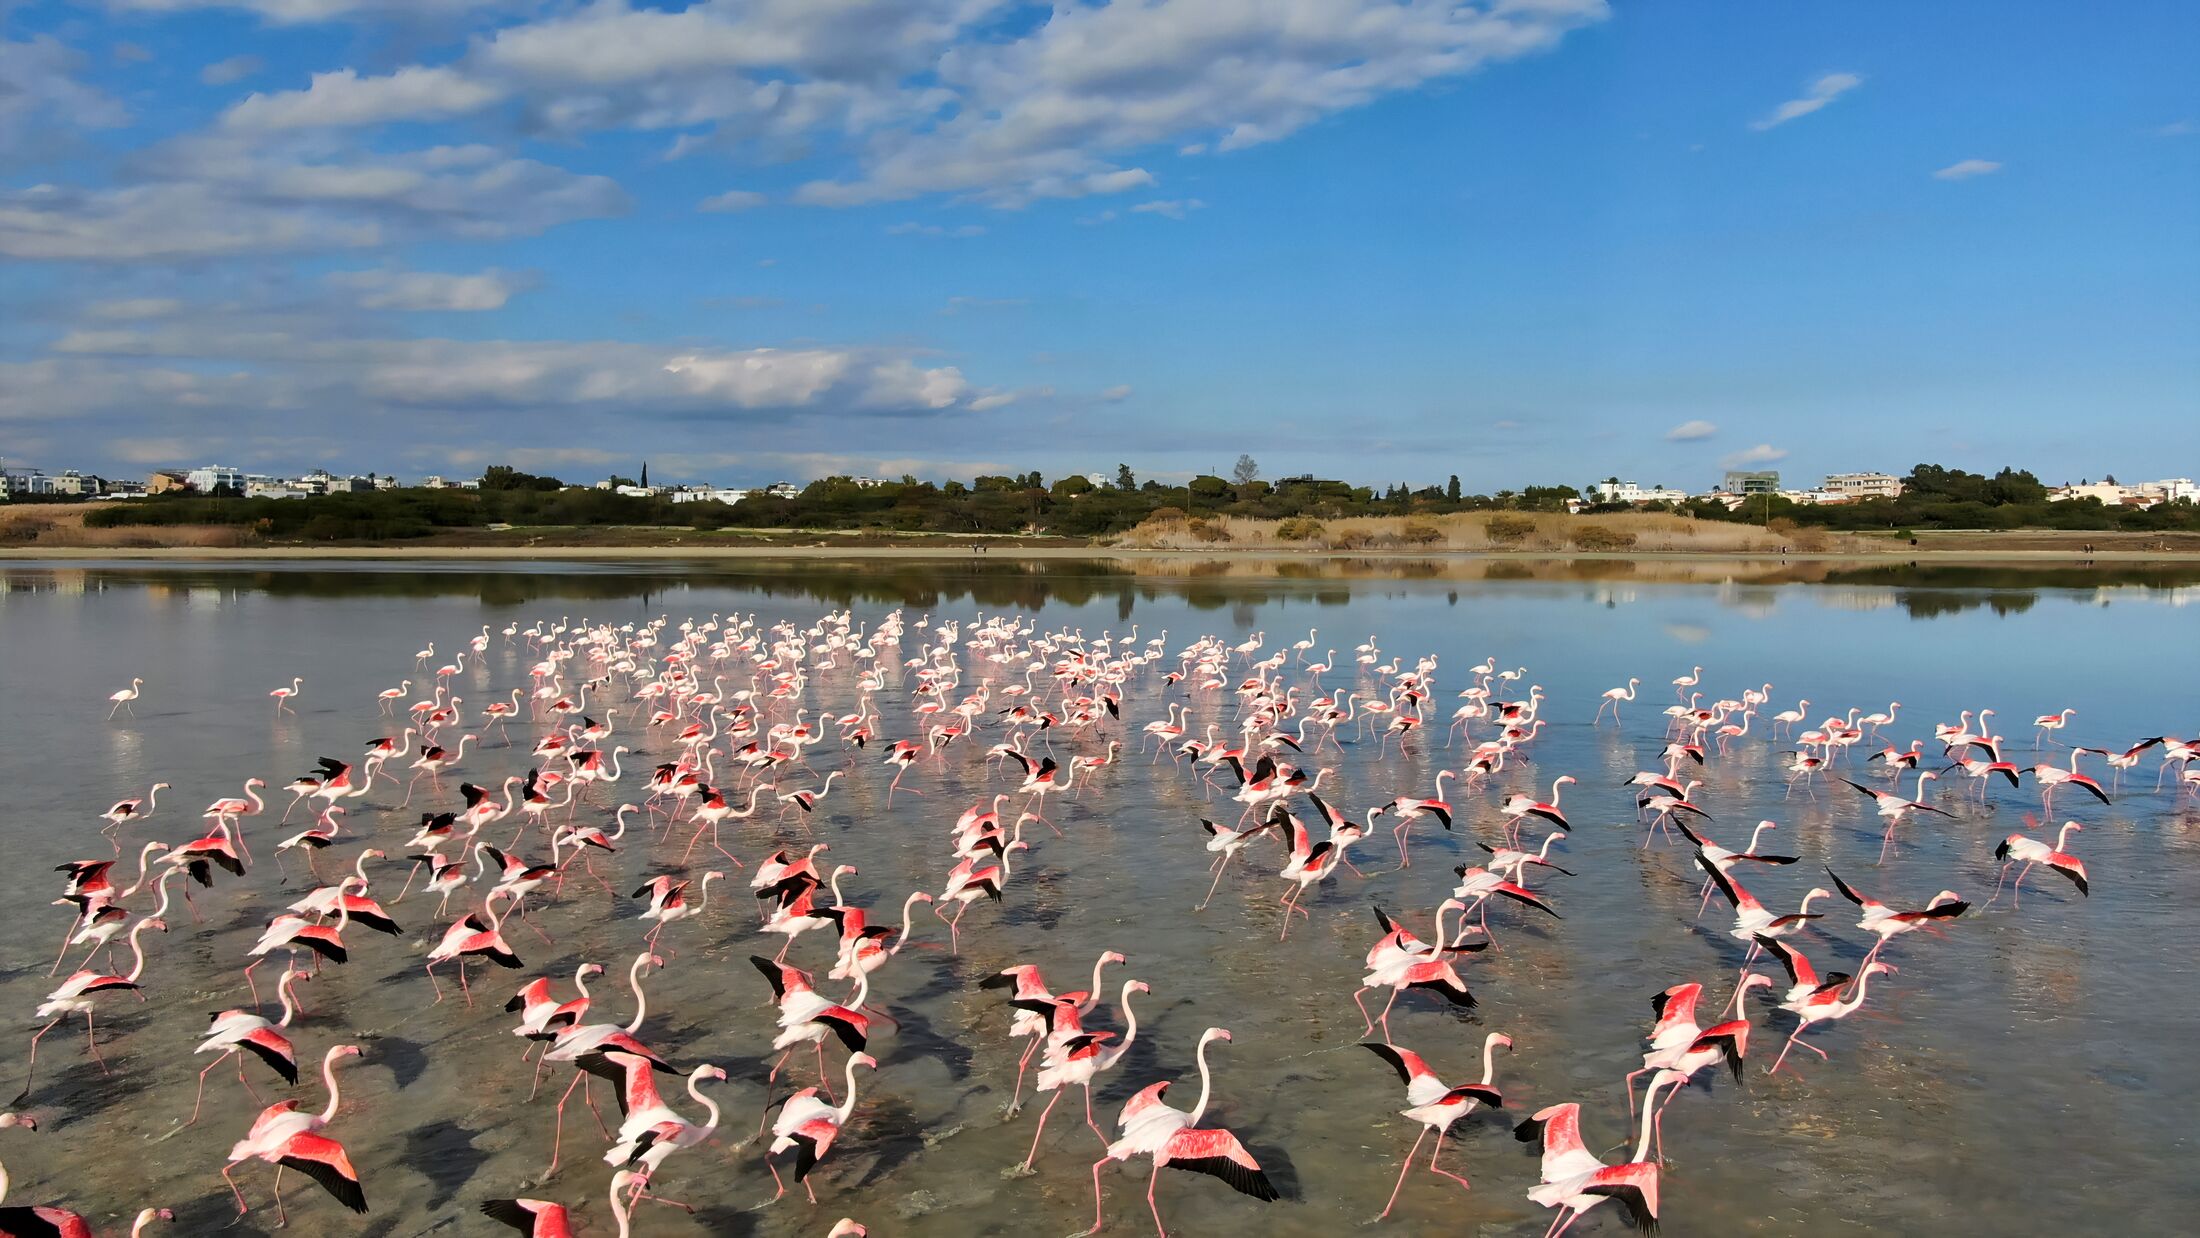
[1275,517,1325,541]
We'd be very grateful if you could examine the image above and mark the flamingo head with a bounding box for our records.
[1929,891,1965,908]
[697,1064,730,1083]
[153,782,171,792]
[246,778,265,788]
[133,1209,176,1230]
[1555,775,1576,788]
[851,1053,879,1072]
[1865,961,1898,978]
[1101,950,1128,966]
[1739,972,1775,994]
[701,870,727,884]
[583,963,607,978]
[334,1043,364,1061]
[144,919,170,934]
[1440,898,1470,913]
[645,953,667,969]
[0,1113,37,1131]
[1200,1027,1233,1046]
[829,864,859,879]
[1487,1032,1514,1052]
[1005,839,1032,855]
[908,892,935,905]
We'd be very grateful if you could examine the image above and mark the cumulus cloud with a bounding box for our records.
[1665,419,1717,442]
[1,36,133,158]
[224,66,506,130]
[1932,158,2002,180]
[1750,72,1862,130]
[1719,444,1789,469]
[328,268,522,311]
[0,141,628,261]
[201,55,265,86]
[185,2,1608,208]
[699,189,767,212]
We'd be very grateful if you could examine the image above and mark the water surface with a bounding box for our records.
[2,559,2195,1236]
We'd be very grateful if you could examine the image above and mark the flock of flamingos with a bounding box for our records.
[6,611,2182,1237]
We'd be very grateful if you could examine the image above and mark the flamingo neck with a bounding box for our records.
[1632,1077,1669,1161]
[1480,1038,1502,1083]
[1105,983,1142,1066]
[123,920,156,982]
[835,1059,865,1122]
[893,893,926,953]
[277,971,303,1026]
[624,956,653,1032]
[317,1050,346,1122]
[1188,1036,1218,1125]
[148,870,177,921]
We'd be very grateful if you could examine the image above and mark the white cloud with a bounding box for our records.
[109,0,496,24]
[1750,72,1862,130]
[223,66,506,130]
[201,56,265,86]
[699,189,767,212]
[1932,158,2002,181]
[2160,119,2195,137]
[88,298,188,320]
[240,1,1608,208]
[328,268,521,311]
[0,142,627,261]
[1,37,132,157]
[885,221,986,238]
[1130,198,1205,219]
[1719,444,1789,469]
[1665,419,1717,442]
[1099,384,1133,402]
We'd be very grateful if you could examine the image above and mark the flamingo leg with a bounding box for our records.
[1145,1161,1169,1238]
[1428,1128,1473,1190]
[1021,1088,1065,1170]
[1377,1127,1429,1218]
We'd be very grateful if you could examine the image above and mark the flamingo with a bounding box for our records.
[1992,821,2089,906]
[1516,1078,1677,1237]
[1766,960,1899,1075]
[220,1043,368,1223]
[1593,678,1638,726]
[1080,1027,1279,1237]
[189,965,309,1125]
[423,891,523,1005]
[1827,869,1968,965]
[766,1053,879,1204]
[2033,707,2076,748]
[1362,1032,1510,1218]
[106,677,145,719]
[268,676,304,715]
[18,916,167,1102]
[1021,978,1149,1171]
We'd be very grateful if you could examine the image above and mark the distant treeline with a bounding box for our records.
[76,462,2200,541]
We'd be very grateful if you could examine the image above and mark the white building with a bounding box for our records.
[2050,482,2135,505]
[613,484,661,498]
[671,486,750,505]
[2,466,56,496]
[1823,472,1904,499]
[187,465,245,493]
[1589,480,1679,504]
[762,482,802,499]
[52,470,103,496]
[2135,478,2198,504]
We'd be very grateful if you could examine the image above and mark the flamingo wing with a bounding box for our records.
[1159,1128,1280,1201]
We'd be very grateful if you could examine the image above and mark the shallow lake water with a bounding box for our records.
[1,558,2197,1236]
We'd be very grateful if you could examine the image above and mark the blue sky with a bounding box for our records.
[3,1,2195,490]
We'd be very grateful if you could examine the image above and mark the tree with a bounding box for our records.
[1447,475,1461,502]
[1232,454,1259,486]
[1116,464,1136,491]
[639,461,648,488]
